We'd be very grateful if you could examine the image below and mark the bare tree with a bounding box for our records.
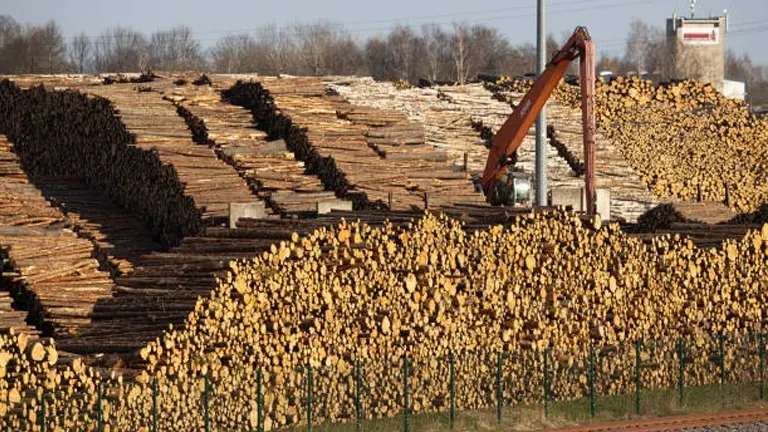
[210,34,256,73]
[148,25,205,71]
[69,32,91,73]
[451,23,473,83]
[365,36,391,80]
[93,26,148,73]
[387,25,417,82]
[420,24,451,82]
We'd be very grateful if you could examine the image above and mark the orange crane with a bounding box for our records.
[479,27,596,216]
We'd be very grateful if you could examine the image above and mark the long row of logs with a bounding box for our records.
[0,79,202,247]
[222,78,487,211]
[164,81,337,216]
[84,83,260,230]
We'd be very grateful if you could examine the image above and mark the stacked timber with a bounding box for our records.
[164,83,336,216]
[488,76,768,214]
[0,79,201,247]
[0,208,766,431]
[221,77,487,211]
[33,178,163,275]
[86,83,260,227]
[0,136,114,337]
[117,211,767,430]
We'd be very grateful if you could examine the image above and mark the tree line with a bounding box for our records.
[0,15,765,102]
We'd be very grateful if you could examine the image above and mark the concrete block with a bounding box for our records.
[229,201,267,228]
[316,199,353,215]
[549,187,611,221]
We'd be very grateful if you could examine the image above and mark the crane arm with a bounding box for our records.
[480,27,596,214]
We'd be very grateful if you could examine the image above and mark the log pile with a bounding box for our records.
[32,179,163,275]
[163,82,337,216]
[85,84,260,228]
[119,211,765,430]
[222,78,487,211]
[0,136,115,337]
[0,79,202,247]
[487,75,768,214]
[0,208,765,430]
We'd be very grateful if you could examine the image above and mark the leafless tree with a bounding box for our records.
[451,23,473,84]
[148,25,205,71]
[69,32,91,73]
[210,34,256,73]
[93,26,148,72]
[420,24,451,81]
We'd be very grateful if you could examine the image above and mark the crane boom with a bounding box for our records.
[480,27,596,215]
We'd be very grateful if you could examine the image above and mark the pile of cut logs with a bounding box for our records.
[0,79,203,247]
[223,78,487,211]
[125,211,765,430]
[485,75,768,213]
[163,82,337,216]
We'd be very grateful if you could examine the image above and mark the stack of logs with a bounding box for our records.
[0,209,766,430]
[0,79,202,247]
[486,75,768,213]
[0,135,115,337]
[222,78,487,211]
[163,83,337,216]
[128,211,766,430]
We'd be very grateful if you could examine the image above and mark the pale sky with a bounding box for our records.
[3,0,767,64]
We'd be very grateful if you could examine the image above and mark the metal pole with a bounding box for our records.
[152,378,158,432]
[449,353,455,428]
[535,0,548,206]
[97,382,104,432]
[257,368,263,432]
[204,375,210,432]
[677,339,685,405]
[588,346,596,418]
[39,393,46,432]
[403,356,410,432]
[759,334,765,400]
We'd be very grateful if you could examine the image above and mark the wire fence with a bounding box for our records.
[15,332,768,431]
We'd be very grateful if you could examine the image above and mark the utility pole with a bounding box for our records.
[535,0,548,206]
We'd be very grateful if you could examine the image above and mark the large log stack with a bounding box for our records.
[489,76,768,214]
[162,82,335,216]
[222,78,486,211]
[0,79,201,247]
[85,83,261,228]
[122,211,766,430]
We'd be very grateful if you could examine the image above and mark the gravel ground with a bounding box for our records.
[683,422,768,431]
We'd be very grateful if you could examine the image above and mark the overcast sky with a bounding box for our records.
[4,0,768,64]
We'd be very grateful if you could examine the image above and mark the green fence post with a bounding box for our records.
[403,356,410,432]
[152,378,158,432]
[97,382,104,432]
[759,334,765,400]
[677,339,685,405]
[355,360,362,432]
[307,364,313,432]
[449,353,455,429]
[588,345,596,418]
[39,393,46,432]
[543,349,550,418]
[634,340,642,416]
[203,375,210,432]
[257,368,263,432]
[719,333,726,398]
[496,352,503,424]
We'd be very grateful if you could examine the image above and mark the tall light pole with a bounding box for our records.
[535,0,548,207]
